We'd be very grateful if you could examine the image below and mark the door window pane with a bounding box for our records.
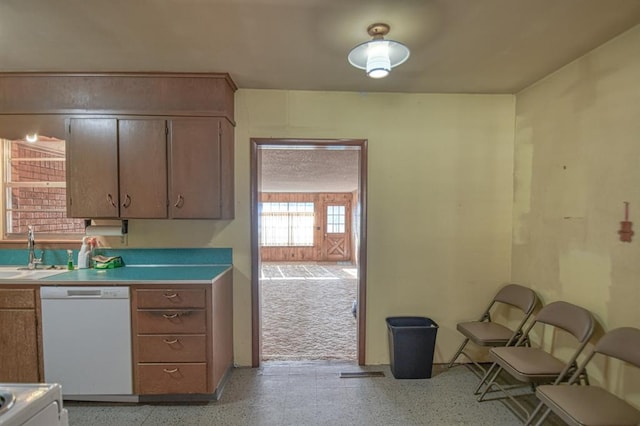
[326,205,345,233]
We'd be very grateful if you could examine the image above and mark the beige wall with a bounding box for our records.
[513,25,640,397]
[236,90,515,365]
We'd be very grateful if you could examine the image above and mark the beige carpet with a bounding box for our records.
[260,263,357,361]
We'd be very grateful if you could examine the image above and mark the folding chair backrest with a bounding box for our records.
[533,301,594,344]
[594,327,640,367]
[493,284,538,315]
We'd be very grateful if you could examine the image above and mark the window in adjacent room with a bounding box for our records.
[2,137,85,239]
[260,202,314,246]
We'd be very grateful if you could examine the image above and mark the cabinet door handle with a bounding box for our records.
[164,293,179,299]
[174,194,184,208]
[163,338,179,345]
[122,194,131,208]
[107,194,117,208]
[162,313,180,319]
[163,368,179,374]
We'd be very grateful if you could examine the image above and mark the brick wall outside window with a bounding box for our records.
[5,140,85,236]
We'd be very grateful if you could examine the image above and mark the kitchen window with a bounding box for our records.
[260,202,314,246]
[2,137,85,239]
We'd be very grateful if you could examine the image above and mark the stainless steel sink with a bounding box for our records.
[0,267,67,280]
[0,390,15,415]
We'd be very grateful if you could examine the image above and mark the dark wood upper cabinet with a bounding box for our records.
[68,117,233,220]
[119,119,168,219]
[67,118,168,219]
[169,119,220,219]
[169,118,233,219]
[3,73,237,220]
[66,118,119,218]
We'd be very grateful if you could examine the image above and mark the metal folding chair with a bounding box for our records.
[447,283,539,383]
[526,327,640,426]
[476,301,595,422]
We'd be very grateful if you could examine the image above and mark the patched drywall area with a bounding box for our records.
[513,24,640,403]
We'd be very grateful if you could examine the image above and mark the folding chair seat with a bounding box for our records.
[526,327,640,426]
[447,283,539,380]
[477,301,595,422]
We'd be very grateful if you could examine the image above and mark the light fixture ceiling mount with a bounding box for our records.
[348,23,410,79]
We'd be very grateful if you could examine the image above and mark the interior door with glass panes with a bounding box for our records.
[321,201,351,261]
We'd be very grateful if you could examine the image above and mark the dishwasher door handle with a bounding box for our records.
[66,290,103,297]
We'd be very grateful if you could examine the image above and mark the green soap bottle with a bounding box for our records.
[67,250,74,270]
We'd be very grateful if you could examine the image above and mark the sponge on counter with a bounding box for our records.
[92,255,124,269]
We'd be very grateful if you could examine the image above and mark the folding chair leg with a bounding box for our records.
[477,366,503,402]
[447,338,469,368]
[524,401,546,426]
[533,407,552,426]
[473,362,497,395]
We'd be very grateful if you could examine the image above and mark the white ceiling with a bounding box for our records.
[260,148,360,193]
[2,0,640,94]
[3,0,640,192]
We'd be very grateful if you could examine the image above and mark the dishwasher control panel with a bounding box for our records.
[40,286,129,299]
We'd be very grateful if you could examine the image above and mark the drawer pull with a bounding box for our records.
[163,368,179,374]
[163,338,179,345]
[164,293,179,299]
[162,313,180,319]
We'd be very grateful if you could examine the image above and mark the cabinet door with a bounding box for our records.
[0,309,39,382]
[119,119,168,218]
[168,119,222,219]
[66,118,119,218]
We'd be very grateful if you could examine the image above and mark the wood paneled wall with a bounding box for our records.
[259,192,353,262]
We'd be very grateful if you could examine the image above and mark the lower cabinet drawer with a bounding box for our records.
[136,310,206,334]
[0,289,35,309]
[136,289,206,309]
[137,363,207,394]
[137,335,206,363]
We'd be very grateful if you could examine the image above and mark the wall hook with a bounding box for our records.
[618,201,634,242]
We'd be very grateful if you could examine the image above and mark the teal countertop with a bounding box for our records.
[0,248,232,284]
[40,265,232,283]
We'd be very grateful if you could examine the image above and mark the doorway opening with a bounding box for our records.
[250,139,368,367]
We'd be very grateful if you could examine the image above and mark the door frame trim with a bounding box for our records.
[250,138,368,367]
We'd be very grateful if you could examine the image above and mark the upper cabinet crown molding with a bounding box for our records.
[0,73,236,124]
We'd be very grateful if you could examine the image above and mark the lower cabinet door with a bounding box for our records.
[137,363,207,394]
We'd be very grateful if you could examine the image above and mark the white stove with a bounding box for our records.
[0,383,68,426]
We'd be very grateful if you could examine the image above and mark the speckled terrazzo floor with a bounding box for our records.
[64,362,564,425]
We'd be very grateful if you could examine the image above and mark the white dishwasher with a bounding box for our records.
[40,287,135,402]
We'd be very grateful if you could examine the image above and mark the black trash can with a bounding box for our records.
[386,316,439,379]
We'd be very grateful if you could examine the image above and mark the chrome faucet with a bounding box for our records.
[27,225,42,269]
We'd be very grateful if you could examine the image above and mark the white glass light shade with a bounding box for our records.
[348,39,410,78]
[366,41,391,78]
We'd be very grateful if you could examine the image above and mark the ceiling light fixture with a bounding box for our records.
[25,133,38,143]
[348,23,410,79]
